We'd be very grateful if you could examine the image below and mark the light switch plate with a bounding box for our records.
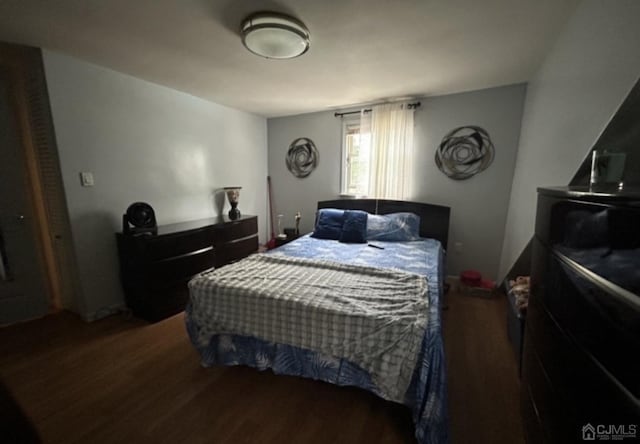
[80,172,94,187]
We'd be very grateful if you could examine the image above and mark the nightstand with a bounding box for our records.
[274,234,299,247]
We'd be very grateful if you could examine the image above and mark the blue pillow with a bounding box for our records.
[367,212,421,241]
[339,210,368,243]
[311,208,345,240]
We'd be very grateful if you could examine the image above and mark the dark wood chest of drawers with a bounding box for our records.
[116,215,258,322]
[522,187,640,443]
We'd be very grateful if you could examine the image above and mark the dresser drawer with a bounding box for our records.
[215,235,258,268]
[535,192,640,253]
[214,216,257,245]
[543,251,640,398]
[536,194,609,248]
[144,227,214,260]
[527,293,640,430]
[117,227,215,263]
[521,333,570,444]
[521,383,548,444]
[145,246,215,284]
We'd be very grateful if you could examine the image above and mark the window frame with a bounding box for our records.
[340,117,369,197]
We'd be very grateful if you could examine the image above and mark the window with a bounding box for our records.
[340,103,415,200]
[341,119,370,196]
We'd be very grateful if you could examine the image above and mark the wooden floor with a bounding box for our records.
[0,290,524,444]
[443,291,524,444]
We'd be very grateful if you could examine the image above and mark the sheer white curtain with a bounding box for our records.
[360,103,415,199]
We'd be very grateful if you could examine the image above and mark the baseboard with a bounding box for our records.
[81,303,128,322]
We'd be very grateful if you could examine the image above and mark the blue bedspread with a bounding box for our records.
[185,235,449,443]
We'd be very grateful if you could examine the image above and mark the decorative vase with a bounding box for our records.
[224,187,242,220]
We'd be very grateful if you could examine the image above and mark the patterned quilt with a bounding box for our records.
[188,254,428,402]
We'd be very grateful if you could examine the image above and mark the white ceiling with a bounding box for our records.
[0,0,580,118]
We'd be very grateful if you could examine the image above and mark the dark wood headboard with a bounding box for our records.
[317,199,451,249]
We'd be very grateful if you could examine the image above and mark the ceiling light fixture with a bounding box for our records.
[241,12,310,60]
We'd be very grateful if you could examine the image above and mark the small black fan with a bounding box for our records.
[123,202,157,235]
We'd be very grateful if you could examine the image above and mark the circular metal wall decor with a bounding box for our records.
[286,137,318,178]
[435,126,495,180]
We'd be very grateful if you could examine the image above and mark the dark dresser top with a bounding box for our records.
[118,214,256,237]
[538,186,640,202]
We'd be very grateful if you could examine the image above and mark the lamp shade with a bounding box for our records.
[241,12,310,59]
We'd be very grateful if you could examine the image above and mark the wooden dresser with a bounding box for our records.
[116,215,258,322]
[522,187,639,443]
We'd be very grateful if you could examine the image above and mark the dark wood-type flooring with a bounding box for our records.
[0,290,524,443]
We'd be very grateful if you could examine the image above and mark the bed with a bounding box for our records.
[185,199,451,443]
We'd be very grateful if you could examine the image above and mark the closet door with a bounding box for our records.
[0,64,49,324]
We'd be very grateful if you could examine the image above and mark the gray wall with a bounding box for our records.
[268,111,341,236]
[414,85,526,280]
[571,78,640,187]
[268,84,526,280]
[44,51,268,321]
[498,0,640,279]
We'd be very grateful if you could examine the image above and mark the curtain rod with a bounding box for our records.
[334,101,421,118]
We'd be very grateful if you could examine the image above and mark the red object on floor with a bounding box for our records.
[460,270,482,286]
[479,278,496,290]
